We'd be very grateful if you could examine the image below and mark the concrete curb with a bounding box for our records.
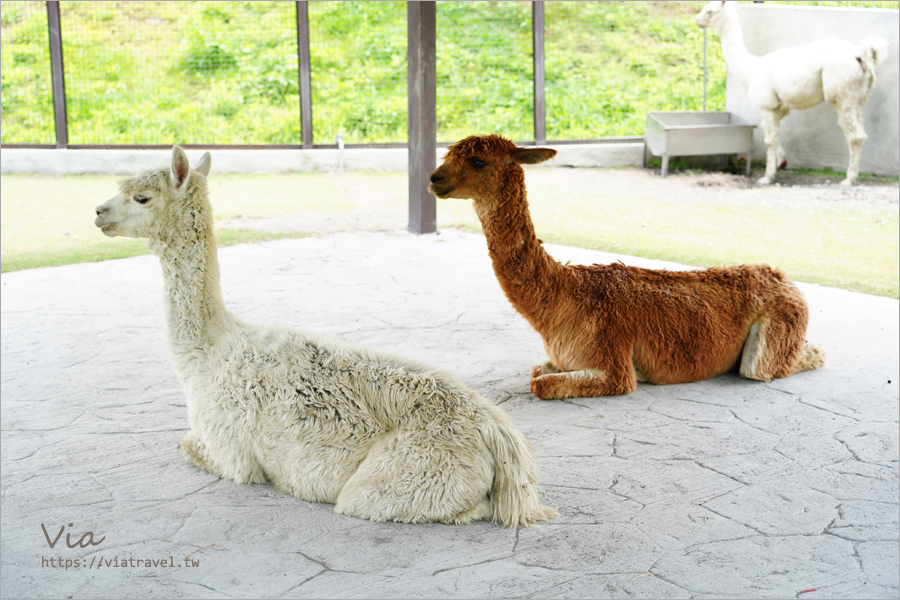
[0,142,647,175]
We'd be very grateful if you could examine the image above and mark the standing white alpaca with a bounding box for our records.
[696,1,888,186]
[94,146,557,527]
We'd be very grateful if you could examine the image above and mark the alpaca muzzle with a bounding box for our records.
[428,169,455,197]
[95,219,118,236]
[94,204,117,235]
[428,183,454,198]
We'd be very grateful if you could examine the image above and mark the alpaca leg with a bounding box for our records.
[180,431,268,484]
[795,342,827,374]
[757,110,786,185]
[451,499,493,525]
[334,430,493,525]
[531,360,560,379]
[835,100,867,186]
[739,314,819,381]
[776,138,788,170]
[180,433,219,476]
[531,364,636,400]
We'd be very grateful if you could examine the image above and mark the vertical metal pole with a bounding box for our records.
[296,1,313,148]
[47,1,68,148]
[532,1,546,144]
[702,28,707,112]
[407,2,437,234]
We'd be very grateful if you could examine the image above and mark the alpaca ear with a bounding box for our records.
[194,152,212,177]
[171,146,190,191]
[510,147,557,165]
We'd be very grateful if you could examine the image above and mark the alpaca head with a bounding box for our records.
[696,1,729,33]
[428,135,556,205]
[94,146,211,239]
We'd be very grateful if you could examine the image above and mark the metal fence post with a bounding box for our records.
[533,1,546,145]
[46,1,68,148]
[296,1,313,148]
[407,1,437,235]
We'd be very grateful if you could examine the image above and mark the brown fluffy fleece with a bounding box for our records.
[429,134,825,400]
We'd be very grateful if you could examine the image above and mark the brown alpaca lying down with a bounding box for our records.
[429,134,825,400]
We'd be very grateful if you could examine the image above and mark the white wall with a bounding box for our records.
[0,142,646,175]
[726,4,899,176]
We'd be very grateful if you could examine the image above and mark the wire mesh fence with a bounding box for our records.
[2,1,733,147]
[1,1,55,144]
[436,1,533,143]
[56,1,299,145]
[309,1,406,145]
[545,1,725,139]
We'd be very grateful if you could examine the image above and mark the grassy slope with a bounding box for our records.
[0,1,722,145]
[3,0,897,145]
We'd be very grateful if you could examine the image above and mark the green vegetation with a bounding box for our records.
[0,1,55,144]
[522,184,898,299]
[310,1,407,144]
[436,1,534,142]
[2,171,896,298]
[0,173,337,271]
[2,1,896,145]
[545,2,724,139]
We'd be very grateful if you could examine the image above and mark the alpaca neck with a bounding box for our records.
[716,6,761,89]
[149,193,228,349]
[475,168,566,329]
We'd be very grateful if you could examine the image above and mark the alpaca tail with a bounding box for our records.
[480,408,558,528]
[794,342,826,374]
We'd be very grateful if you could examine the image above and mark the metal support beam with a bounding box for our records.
[47,1,68,148]
[532,1,546,144]
[296,1,313,148]
[407,2,437,234]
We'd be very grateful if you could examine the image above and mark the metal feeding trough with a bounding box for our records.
[644,111,754,177]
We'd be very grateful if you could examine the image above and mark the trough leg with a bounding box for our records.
[661,155,669,177]
[745,152,752,177]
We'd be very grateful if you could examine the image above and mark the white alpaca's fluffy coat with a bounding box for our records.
[94,147,557,527]
[696,0,889,186]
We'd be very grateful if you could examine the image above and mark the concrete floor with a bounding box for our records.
[1,229,897,599]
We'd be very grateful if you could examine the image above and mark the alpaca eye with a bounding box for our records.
[470,158,487,169]
[133,195,150,205]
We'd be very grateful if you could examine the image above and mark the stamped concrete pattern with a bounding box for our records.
[1,229,897,599]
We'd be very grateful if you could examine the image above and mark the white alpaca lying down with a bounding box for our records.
[94,146,557,527]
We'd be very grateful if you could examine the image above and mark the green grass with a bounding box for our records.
[527,196,898,298]
[0,1,724,145]
[441,174,898,298]
[0,173,337,271]
[1,170,897,298]
[3,1,896,145]
[2,1,896,145]
[0,229,312,272]
[318,169,899,298]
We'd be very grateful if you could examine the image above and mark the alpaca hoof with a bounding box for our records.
[803,343,827,371]
[756,176,773,186]
[529,375,560,401]
[840,178,855,187]
[531,361,559,379]
[778,159,788,170]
